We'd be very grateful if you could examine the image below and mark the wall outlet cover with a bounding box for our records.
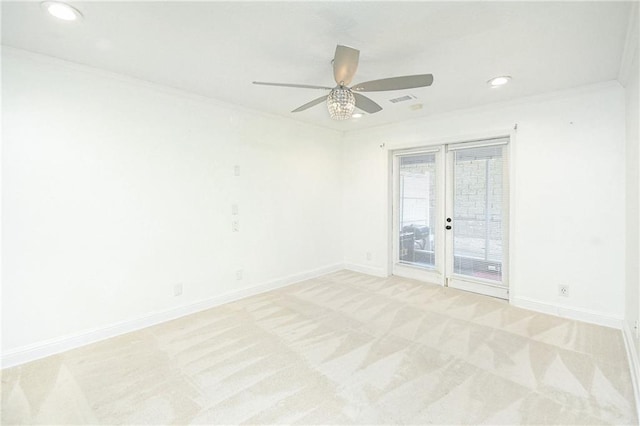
[558,285,569,297]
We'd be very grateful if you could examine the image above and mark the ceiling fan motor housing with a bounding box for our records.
[327,87,355,120]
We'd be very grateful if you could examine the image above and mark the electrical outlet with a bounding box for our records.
[366,252,372,261]
[174,283,183,296]
[232,220,239,232]
[558,285,569,297]
[234,165,240,176]
[236,270,243,280]
[232,204,239,215]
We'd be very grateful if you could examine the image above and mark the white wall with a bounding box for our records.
[1,49,343,358]
[342,82,626,325]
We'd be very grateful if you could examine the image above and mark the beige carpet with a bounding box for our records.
[2,270,637,425]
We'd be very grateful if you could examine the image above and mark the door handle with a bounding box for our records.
[445,225,452,230]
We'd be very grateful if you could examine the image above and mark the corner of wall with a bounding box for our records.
[618,2,639,87]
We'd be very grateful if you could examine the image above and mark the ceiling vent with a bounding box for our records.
[389,94,416,104]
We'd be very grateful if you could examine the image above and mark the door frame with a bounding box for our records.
[387,129,517,302]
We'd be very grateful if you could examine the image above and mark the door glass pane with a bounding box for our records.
[398,154,437,268]
[453,146,503,281]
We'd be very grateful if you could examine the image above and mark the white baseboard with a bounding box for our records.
[622,321,640,422]
[1,263,343,369]
[511,296,623,329]
[343,262,388,278]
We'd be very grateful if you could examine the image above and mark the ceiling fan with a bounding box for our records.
[253,45,434,120]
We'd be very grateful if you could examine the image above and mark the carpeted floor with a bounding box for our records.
[2,270,638,424]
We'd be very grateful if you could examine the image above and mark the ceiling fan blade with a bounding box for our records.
[333,45,359,86]
[253,81,333,90]
[292,95,327,113]
[351,74,434,92]
[353,92,382,114]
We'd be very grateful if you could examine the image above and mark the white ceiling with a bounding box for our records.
[1,1,633,131]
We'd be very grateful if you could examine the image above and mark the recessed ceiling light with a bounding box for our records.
[352,113,363,118]
[41,1,83,21]
[488,76,511,88]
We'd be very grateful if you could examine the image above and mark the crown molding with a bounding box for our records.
[1,46,344,137]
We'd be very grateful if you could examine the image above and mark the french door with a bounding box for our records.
[392,138,509,299]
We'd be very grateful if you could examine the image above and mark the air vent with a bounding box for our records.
[389,94,416,104]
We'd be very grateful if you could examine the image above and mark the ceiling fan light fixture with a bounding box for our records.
[327,87,355,120]
[41,1,83,21]
[488,76,511,87]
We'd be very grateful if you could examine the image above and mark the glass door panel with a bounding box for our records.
[452,145,504,281]
[398,153,437,268]
[446,141,509,299]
